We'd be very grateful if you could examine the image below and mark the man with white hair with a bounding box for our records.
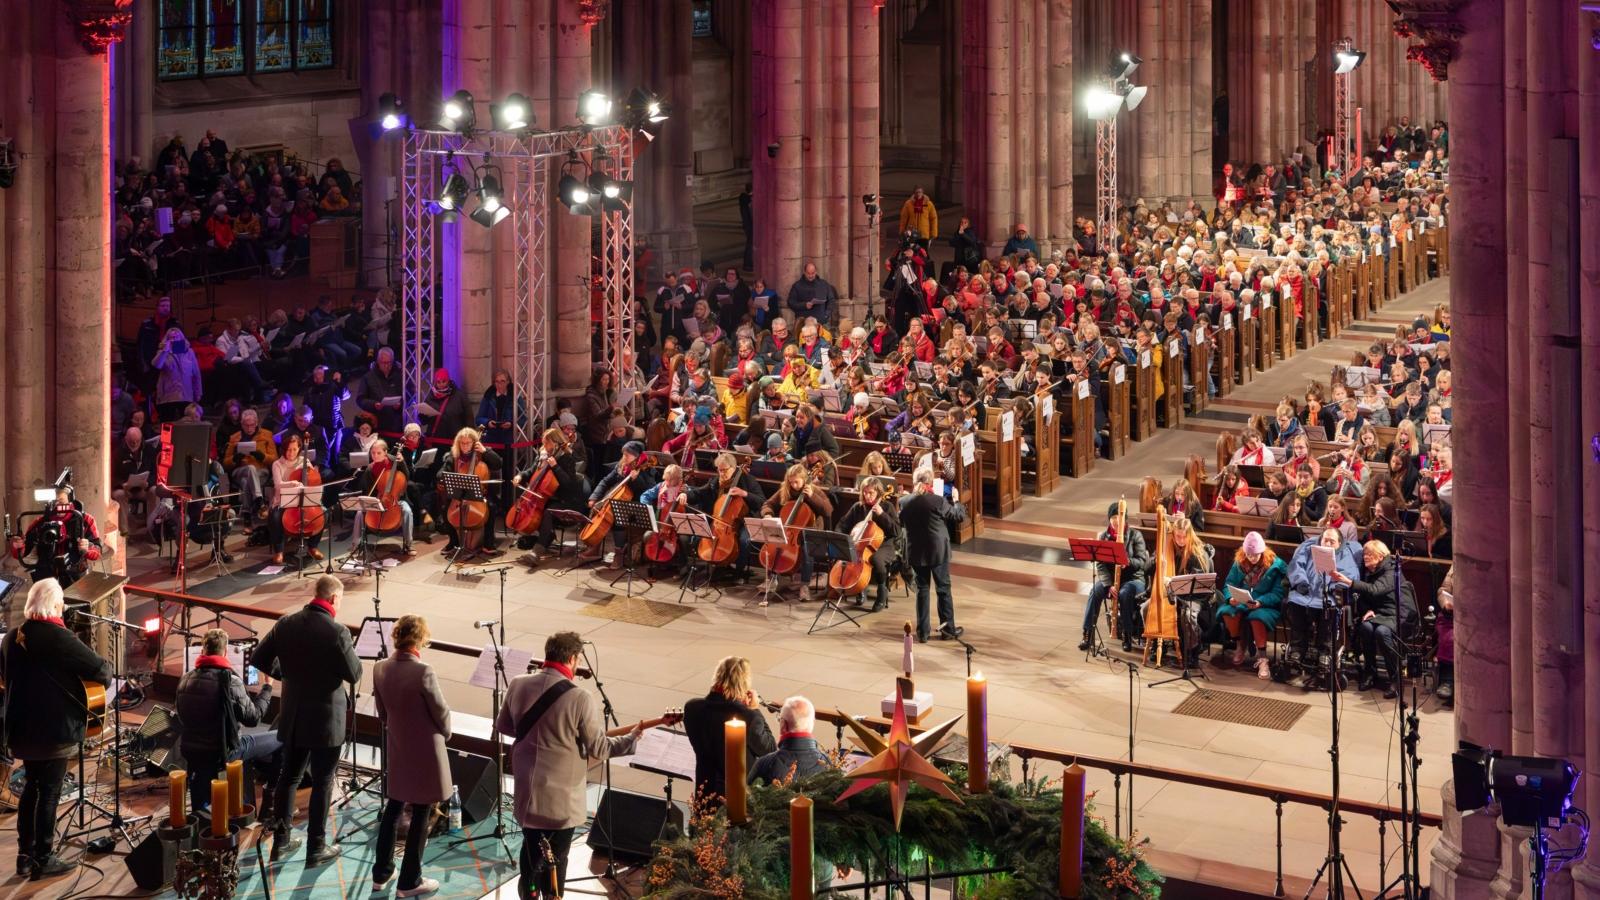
[0,579,111,879]
[749,696,829,784]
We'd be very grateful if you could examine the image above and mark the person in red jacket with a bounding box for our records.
[11,486,105,588]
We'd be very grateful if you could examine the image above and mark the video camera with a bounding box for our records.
[1453,742,1581,828]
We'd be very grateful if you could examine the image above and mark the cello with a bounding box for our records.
[446,449,492,552]
[578,456,652,548]
[280,451,325,538]
[644,491,687,564]
[759,463,823,576]
[828,494,885,596]
[505,452,562,536]
[365,456,407,535]
[698,462,751,566]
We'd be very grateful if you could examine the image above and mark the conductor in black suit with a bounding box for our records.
[898,469,967,643]
[252,574,363,866]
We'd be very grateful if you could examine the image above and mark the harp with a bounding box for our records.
[1142,512,1181,666]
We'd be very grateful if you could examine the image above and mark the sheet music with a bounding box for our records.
[418,448,439,468]
[468,643,535,690]
[1311,544,1337,575]
[1000,410,1015,442]
[960,433,976,466]
[355,617,400,659]
[627,727,697,780]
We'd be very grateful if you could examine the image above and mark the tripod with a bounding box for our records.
[60,611,151,851]
[450,569,513,857]
[1304,595,1360,900]
[564,643,633,899]
[1377,553,1423,900]
[336,570,389,818]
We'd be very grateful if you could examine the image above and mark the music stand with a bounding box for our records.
[744,517,793,608]
[804,530,861,634]
[606,500,657,598]
[1149,573,1218,688]
[196,499,240,579]
[337,612,397,811]
[884,447,918,472]
[668,512,719,604]
[436,470,485,573]
[1068,537,1130,659]
[339,495,387,567]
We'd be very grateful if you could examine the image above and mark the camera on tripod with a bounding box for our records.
[1452,742,1580,829]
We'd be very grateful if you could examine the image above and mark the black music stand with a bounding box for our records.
[336,611,396,816]
[884,447,918,472]
[196,498,240,578]
[1149,573,1217,688]
[745,517,794,608]
[804,530,861,634]
[669,512,719,604]
[338,495,386,567]
[436,470,485,573]
[1068,537,1129,659]
[606,500,656,598]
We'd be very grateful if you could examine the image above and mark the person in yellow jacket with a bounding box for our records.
[223,407,279,520]
[899,186,938,241]
[1134,326,1165,399]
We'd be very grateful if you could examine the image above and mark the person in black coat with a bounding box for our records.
[175,628,279,814]
[513,428,588,555]
[0,579,112,880]
[437,427,505,556]
[418,369,475,446]
[686,452,767,574]
[749,696,828,784]
[252,575,363,866]
[681,656,776,800]
[354,349,406,436]
[898,469,967,642]
[788,404,839,460]
[1080,502,1153,652]
[710,268,753,335]
[948,216,984,275]
[1333,541,1417,698]
[834,477,902,612]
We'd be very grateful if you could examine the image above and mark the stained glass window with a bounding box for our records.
[156,0,336,80]
[158,0,198,80]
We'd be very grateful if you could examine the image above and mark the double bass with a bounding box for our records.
[446,449,492,551]
[828,495,886,596]
[758,464,824,576]
[1141,512,1180,666]
[365,458,407,534]
[505,452,561,536]
[578,457,652,548]
[698,463,751,566]
[280,454,325,537]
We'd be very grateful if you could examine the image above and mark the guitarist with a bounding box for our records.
[0,579,111,881]
[495,631,643,899]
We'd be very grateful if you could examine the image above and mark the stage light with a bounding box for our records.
[377,92,404,131]
[470,173,510,228]
[494,92,532,130]
[1124,85,1149,112]
[470,203,511,228]
[577,89,613,126]
[1110,52,1142,80]
[143,617,161,635]
[1333,48,1367,74]
[441,89,476,131]
[1084,85,1124,120]
[435,172,470,212]
[862,193,880,216]
[559,173,594,214]
[624,87,670,124]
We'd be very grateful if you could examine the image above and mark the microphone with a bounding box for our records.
[473,619,499,629]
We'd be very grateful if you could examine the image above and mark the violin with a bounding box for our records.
[365,458,408,534]
[505,451,561,535]
[280,454,325,537]
[447,449,492,551]
[758,463,823,576]
[698,462,752,566]
[578,457,652,548]
[828,496,886,596]
[644,491,687,564]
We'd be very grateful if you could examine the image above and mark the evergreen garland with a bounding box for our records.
[645,763,1161,899]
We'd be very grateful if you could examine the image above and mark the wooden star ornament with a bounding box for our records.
[834,691,964,830]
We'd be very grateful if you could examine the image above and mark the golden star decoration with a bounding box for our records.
[834,691,964,830]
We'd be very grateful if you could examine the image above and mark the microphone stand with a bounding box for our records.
[564,643,633,899]
[450,581,514,858]
[61,610,150,850]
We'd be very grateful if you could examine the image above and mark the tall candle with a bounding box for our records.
[966,672,988,794]
[789,796,814,900]
[226,759,245,817]
[1060,763,1086,898]
[211,780,230,837]
[168,771,187,828]
[725,719,747,824]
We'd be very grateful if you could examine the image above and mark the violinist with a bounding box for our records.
[855,451,894,491]
[845,392,882,441]
[512,428,584,557]
[663,405,725,461]
[438,427,503,557]
[268,433,326,565]
[759,464,834,603]
[348,439,416,556]
[834,477,901,612]
[686,452,765,575]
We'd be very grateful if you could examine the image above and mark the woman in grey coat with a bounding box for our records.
[150,325,204,422]
[371,615,452,897]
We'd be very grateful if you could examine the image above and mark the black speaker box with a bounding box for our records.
[447,750,500,825]
[585,788,683,861]
[125,828,190,890]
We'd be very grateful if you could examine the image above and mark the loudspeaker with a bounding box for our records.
[447,750,500,825]
[125,828,188,890]
[585,788,681,861]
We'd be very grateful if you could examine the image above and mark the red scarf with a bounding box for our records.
[310,598,336,617]
[542,660,575,680]
[36,617,66,628]
[196,654,233,669]
[780,731,813,742]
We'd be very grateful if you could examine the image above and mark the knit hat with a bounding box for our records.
[622,440,645,456]
[766,432,784,451]
[1243,531,1267,556]
[558,411,578,427]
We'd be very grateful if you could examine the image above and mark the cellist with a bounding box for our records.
[438,427,503,557]
[834,477,901,612]
[686,452,765,577]
[511,428,584,557]
[268,433,326,565]
[348,439,416,557]
[579,440,659,563]
[757,464,833,604]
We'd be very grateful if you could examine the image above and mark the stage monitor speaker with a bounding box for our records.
[585,788,683,861]
[447,750,500,825]
[126,828,189,890]
[138,706,185,774]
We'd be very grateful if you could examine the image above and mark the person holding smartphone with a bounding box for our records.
[175,628,281,817]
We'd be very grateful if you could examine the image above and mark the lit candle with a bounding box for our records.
[168,771,187,828]
[1060,763,1086,898]
[725,719,747,824]
[226,759,244,817]
[966,672,988,794]
[789,796,813,900]
[211,780,230,837]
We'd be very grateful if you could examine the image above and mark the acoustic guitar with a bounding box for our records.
[604,707,684,738]
[81,680,107,739]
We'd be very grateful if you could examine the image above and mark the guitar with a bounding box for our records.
[0,677,106,740]
[604,707,684,738]
[537,832,562,899]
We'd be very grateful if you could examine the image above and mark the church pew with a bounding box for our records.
[977,407,1022,518]
[1214,315,1235,398]
[1300,281,1319,350]
[1102,363,1131,459]
[1188,327,1211,415]
[1253,297,1275,373]
[1132,348,1158,440]
[1059,381,1096,477]
[1434,223,1450,273]
[1384,244,1400,303]
[1027,394,1061,496]
[1234,303,1257,386]
[1162,336,1185,429]
[1274,283,1296,361]
[1354,257,1372,320]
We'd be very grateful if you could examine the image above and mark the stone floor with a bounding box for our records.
[12,275,1449,899]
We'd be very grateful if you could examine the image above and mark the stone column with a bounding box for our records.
[1046,0,1072,246]
[631,0,699,281]
[752,0,802,291]
[1431,0,1511,897]
[440,0,494,394]
[1188,0,1212,199]
[962,0,1012,248]
[1250,0,1271,163]
[846,0,880,317]
[1576,10,1600,893]
[936,0,961,203]
[1133,0,1160,197]
[551,0,592,392]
